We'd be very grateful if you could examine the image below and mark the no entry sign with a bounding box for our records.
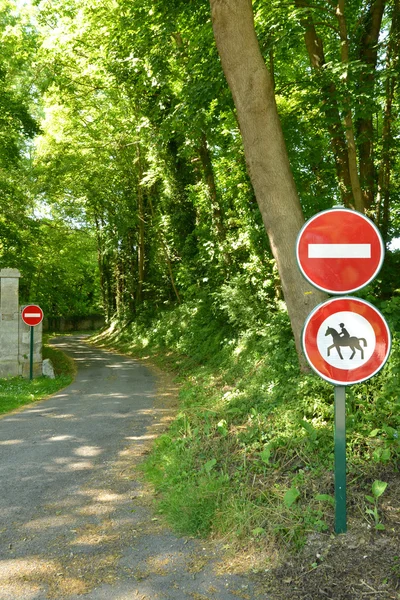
[296,209,384,294]
[302,297,391,386]
[21,305,43,327]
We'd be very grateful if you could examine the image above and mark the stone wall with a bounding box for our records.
[0,269,43,378]
[43,314,105,332]
[0,269,20,377]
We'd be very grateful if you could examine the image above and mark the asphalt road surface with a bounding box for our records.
[0,336,260,600]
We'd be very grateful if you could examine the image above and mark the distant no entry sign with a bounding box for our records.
[302,297,391,386]
[296,209,384,294]
[21,305,43,327]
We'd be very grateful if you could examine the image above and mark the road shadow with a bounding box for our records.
[0,337,260,599]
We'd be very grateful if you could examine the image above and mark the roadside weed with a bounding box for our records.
[365,480,388,530]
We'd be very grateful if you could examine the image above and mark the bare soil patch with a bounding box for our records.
[252,472,400,600]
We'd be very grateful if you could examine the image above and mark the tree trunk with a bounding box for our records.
[296,3,353,207]
[136,146,145,304]
[148,194,182,305]
[115,252,124,318]
[198,131,232,267]
[376,0,399,240]
[199,131,227,245]
[209,0,326,366]
[356,0,387,209]
[336,0,364,213]
[94,214,109,322]
[126,227,137,314]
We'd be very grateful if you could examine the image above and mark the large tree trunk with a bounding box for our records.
[209,0,326,365]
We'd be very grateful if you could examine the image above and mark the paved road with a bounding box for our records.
[0,336,259,599]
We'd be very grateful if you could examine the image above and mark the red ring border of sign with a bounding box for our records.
[21,304,44,327]
[296,208,385,295]
[302,296,391,386]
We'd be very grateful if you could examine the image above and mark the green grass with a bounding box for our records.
[0,338,75,415]
[42,335,76,377]
[91,299,400,551]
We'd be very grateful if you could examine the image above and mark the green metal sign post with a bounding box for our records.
[29,326,34,381]
[334,386,347,533]
[21,305,44,380]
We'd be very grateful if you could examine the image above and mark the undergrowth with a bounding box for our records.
[92,295,400,552]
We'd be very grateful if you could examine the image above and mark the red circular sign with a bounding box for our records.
[302,297,391,385]
[296,209,384,294]
[21,305,44,327]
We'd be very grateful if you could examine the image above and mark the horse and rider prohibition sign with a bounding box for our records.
[302,297,391,386]
[296,208,384,294]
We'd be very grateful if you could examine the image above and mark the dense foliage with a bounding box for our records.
[0,0,399,556]
[2,0,396,321]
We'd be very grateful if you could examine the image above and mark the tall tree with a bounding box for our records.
[209,0,326,362]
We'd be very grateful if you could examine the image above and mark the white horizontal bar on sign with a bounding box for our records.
[24,313,42,317]
[308,244,371,259]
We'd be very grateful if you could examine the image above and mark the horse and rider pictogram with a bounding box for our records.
[325,323,367,360]
[302,297,390,386]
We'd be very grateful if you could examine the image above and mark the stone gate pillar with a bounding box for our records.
[0,268,21,377]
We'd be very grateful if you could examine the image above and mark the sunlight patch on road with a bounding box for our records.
[70,523,119,547]
[80,488,130,503]
[0,557,57,579]
[78,503,112,516]
[43,413,76,419]
[0,583,40,599]
[74,445,102,457]
[125,434,157,441]
[23,516,75,530]
[66,460,94,471]
[45,459,94,471]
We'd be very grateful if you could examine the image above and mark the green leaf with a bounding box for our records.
[369,428,380,437]
[315,494,334,506]
[300,420,317,441]
[284,487,300,508]
[365,495,375,504]
[252,527,265,536]
[375,523,386,531]
[204,458,217,474]
[260,447,271,464]
[372,480,387,499]
[373,448,382,462]
[217,419,228,436]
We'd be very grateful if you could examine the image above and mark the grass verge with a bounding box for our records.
[0,336,75,416]
[91,302,399,545]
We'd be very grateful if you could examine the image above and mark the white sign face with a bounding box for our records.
[316,311,375,371]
